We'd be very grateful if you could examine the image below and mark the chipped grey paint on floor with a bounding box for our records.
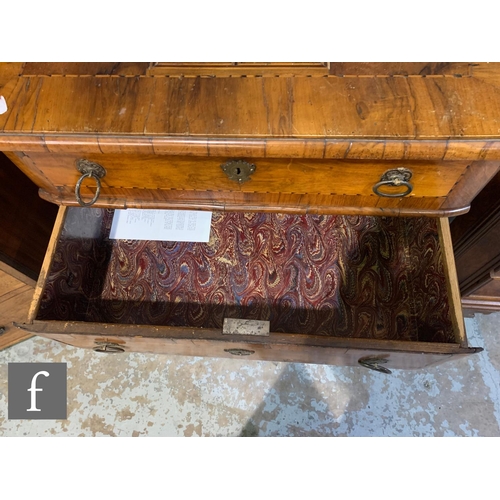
[1,314,500,436]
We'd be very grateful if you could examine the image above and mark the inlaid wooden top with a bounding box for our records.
[1,62,500,160]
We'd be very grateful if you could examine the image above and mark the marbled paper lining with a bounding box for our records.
[37,209,455,342]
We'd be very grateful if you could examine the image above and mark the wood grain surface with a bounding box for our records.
[1,63,500,162]
[0,267,34,351]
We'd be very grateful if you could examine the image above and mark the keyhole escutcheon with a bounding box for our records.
[221,160,256,184]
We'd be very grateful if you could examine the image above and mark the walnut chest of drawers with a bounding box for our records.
[2,62,500,372]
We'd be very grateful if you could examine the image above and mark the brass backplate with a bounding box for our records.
[224,348,256,356]
[76,159,107,178]
[380,167,412,184]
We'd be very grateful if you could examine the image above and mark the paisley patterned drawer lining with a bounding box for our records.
[37,208,454,343]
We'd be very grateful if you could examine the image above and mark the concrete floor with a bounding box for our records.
[0,312,499,436]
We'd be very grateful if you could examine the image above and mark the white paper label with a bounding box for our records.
[110,209,212,242]
[0,96,7,115]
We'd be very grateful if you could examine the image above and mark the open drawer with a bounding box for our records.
[18,206,481,373]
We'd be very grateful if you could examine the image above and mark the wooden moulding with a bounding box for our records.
[2,136,500,162]
[37,189,469,218]
[462,297,500,314]
[461,280,500,314]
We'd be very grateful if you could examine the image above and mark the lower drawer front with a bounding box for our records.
[33,330,476,372]
[16,152,473,216]
[22,206,478,370]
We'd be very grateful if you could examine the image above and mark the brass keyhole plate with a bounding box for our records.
[221,160,256,183]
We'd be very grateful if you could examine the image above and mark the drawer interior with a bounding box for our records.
[34,208,458,345]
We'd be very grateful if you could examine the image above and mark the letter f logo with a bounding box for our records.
[27,371,49,412]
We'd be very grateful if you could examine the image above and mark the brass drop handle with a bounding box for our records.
[373,168,413,198]
[93,341,125,353]
[358,356,392,374]
[75,159,107,207]
[224,348,255,356]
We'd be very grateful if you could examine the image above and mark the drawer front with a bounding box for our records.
[18,206,480,370]
[13,152,477,216]
[30,330,477,372]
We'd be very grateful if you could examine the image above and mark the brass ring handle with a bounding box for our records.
[224,348,255,356]
[93,341,125,353]
[75,172,102,206]
[75,159,106,207]
[373,168,413,198]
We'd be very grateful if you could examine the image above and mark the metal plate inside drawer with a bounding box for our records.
[223,318,270,336]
